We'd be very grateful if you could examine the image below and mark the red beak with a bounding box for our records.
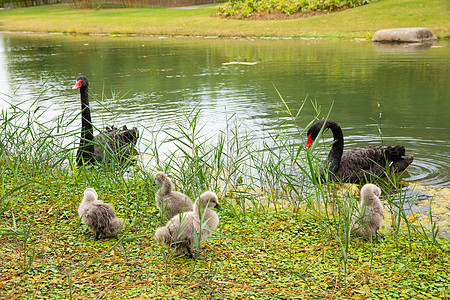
[72,80,82,90]
[306,134,313,149]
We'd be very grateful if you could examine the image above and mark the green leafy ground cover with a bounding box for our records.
[0,0,448,38]
[1,172,448,299]
[0,97,449,299]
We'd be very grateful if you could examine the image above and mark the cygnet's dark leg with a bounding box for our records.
[186,247,195,259]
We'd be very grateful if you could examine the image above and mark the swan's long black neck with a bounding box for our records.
[80,85,93,140]
[77,84,95,165]
[324,120,344,175]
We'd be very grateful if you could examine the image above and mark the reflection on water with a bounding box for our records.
[371,41,435,52]
[0,32,449,187]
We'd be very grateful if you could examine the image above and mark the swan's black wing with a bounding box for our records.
[336,145,413,183]
[337,146,387,183]
[93,125,139,164]
[384,145,414,173]
[104,125,139,149]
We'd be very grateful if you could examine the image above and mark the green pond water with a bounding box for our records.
[0,32,449,188]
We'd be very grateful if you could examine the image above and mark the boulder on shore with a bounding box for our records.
[372,28,437,43]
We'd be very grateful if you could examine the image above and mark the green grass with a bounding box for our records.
[0,86,449,298]
[0,0,448,38]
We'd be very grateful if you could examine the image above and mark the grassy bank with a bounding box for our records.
[0,0,449,39]
[0,90,449,299]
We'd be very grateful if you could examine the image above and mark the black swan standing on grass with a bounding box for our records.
[306,120,414,183]
[72,75,139,166]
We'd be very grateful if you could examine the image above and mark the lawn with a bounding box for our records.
[0,0,449,38]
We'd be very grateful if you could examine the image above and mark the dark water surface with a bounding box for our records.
[1,32,449,187]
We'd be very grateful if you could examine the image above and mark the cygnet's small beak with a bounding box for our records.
[215,203,223,211]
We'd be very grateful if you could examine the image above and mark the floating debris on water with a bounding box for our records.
[222,61,259,66]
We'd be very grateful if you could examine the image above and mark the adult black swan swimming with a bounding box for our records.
[73,75,139,166]
[306,120,414,183]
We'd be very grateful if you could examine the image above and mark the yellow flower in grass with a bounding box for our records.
[409,213,418,221]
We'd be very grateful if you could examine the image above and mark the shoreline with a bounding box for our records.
[0,30,373,41]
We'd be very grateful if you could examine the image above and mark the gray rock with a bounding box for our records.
[372,28,437,43]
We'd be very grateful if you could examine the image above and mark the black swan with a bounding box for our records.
[72,75,139,166]
[306,120,414,183]
[155,191,222,260]
[352,184,384,239]
[78,188,125,241]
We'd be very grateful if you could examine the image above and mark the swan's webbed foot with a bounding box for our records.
[374,232,385,242]
[194,254,205,260]
[88,234,100,241]
[187,248,205,260]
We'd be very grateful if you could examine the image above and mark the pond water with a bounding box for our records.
[0,32,449,187]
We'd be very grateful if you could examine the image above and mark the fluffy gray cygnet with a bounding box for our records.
[78,188,125,241]
[352,183,384,239]
[154,172,193,218]
[155,191,222,259]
